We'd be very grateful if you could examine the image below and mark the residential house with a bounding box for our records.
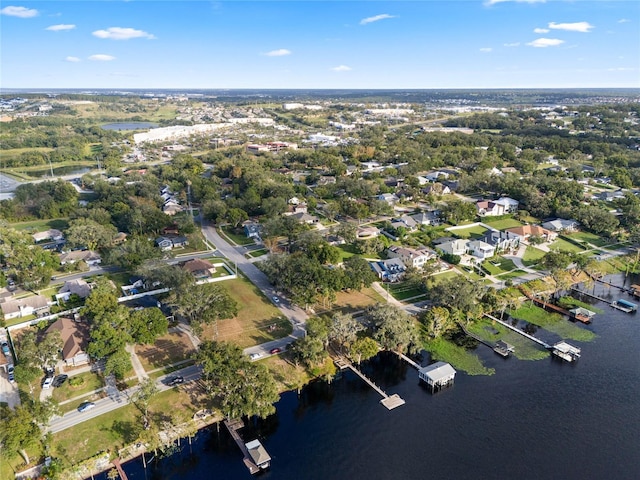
[410,210,441,227]
[154,236,189,251]
[595,190,625,202]
[422,183,451,196]
[424,171,450,182]
[162,201,185,216]
[46,317,90,366]
[356,226,380,239]
[387,245,436,270]
[377,193,399,205]
[481,230,521,253]
[506,225,557,243]
[370,258,406,282]
[291,212,319,225]
[243,222,262,240]
[181,258,216,278]
[494,197,520,213]
[32,229,64,243]
[541,218,580,232]
[476,200,506,217]
[436,239,469,257]
[59,250,102,266]
[0,295,50,320]
[467,240,496,260]
[390,215,418,232]
[56,279,92,302]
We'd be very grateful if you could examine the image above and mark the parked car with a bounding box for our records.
[7,364,15,382]
[42,376,54,389]
[77,401,96,412]
[1,342,10,356]
[272,296,280,304]
[269,347,282,355]
[250,352,263,360]
[52,374,68,388]
[165,376,184,387]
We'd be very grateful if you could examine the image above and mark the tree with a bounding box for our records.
[420,306,455,339]
[197,341,279,419]
[0,405,40,464]
[290,335,326,367]
[342,256,377,290]
[129,308,169,345]
[132,378,159,430]
[136,262,195,291]
[329,312,363,353]
[441,199,477,224]
[424,276,484,313]
[105,236,162,270]
[65,217,117,251]
[364,304,419,353]
[349,337,380,364]
[167,283,237,334]
[104,347,132,380]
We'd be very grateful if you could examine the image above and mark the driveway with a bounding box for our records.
[0,371,20,408]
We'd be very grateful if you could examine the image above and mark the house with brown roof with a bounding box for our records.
[56,279,93,302]
[0,295,50,320]
[181,258,216,278]
[46,317,90,366]
[59,250,102,266]
[506,224,557,243]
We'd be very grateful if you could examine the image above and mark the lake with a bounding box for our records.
[96,274,640,480]
[101,122,158,131]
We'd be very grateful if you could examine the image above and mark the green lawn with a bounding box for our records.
[482,218,523,230]
[566,231,609,248]
[428,270,460,284]
[52,372,105,405]
[9,218,70,232]
[449,225,488,239]
[549,238,586,253]
[482,258,517,276]
[219,226,255,246]
[509,305,597,342]
[497,269,528,280]
[388,282,424,301]
[248,248,268,258]
[337,244,381,261]
[522,246,547,266]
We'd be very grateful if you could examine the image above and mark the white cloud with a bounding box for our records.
[527,38,565,48]
[88,54,116,61]
[65,56,80,62]
[331,65,352,72]
[534,28,549,34]
[1,6,38,18]
[360,14,395,25]
[548,21,594,33]
[618,19,630,24]
[46,24,75,31]
[485,0,546,6]
[480,48,493,53]
[264,49,291,57]
[92,27,155,40]
[504,42,520,47]
[607,67,637,72]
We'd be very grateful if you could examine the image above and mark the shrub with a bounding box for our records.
[69,376,84,387]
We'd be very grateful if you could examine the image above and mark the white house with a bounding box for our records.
[378,193,399,205]
[32,229,64,243]
[386,246,436,270]
[494,197,520,213]
[436,239,469,257]
[0,295,50,320]
[475,200,506,217]
[542,218,580,232]
[467,240,496,260]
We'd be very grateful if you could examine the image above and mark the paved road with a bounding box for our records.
[200,223,309,358]
[47,364,202,433]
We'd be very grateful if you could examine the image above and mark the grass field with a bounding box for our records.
[522,246,546,266]
[337,244,382,261]
[467,318,550,361]
[566,231,609,247]
[200,277,291,347]
[482,218,523,230]
[388,282,424,301]
[549,238,586,253]
[449,225,488,239]
[52,371,104,404]
[219,226,254,246]
[315,287,385,316]
[136,330,196,371]
[482,258,517,276]
[9,217,70,232]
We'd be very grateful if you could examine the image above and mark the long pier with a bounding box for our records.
[571,288,613,305]
[334,354,405,410]
[111,459,129,480]
[223,419,261,474]
[519,287,573,316]
[484,314,550,349]
[391,350,421,370]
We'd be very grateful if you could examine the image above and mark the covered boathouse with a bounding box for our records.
[245,440,271,471]
[419,361,456,392]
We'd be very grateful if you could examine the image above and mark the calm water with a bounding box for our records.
[97,274,640,480]
[101,122,158,131]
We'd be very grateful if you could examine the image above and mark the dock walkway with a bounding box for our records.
[333,354,405,410]
[571,288,613,305]
[111,459,129,480]
[484,314,550,349]
[223,419,261,474]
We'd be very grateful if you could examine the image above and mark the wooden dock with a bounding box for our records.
[571,288,613,305]
[334,355,405,410]
[391,350,421,370]
[111,458,128,480]
[484,314,551,349]
[223,419,262,475]
[520,287,573,316]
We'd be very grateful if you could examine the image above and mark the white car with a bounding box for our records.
[250,352,263,360]
[42,376,54,389]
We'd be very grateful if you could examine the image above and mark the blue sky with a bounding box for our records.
[1,1,638,89]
